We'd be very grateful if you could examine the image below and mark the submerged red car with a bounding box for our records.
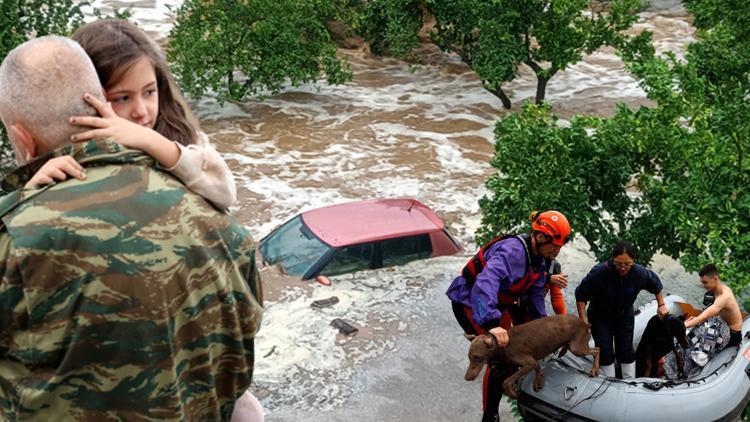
[259,198,462,280]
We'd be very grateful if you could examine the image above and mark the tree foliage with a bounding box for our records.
[167,0,353,103]
[342,0,423,58]
[624,0,750,302]
[476,103,640,259]
[344,0,644,109]
[478,0,750,311]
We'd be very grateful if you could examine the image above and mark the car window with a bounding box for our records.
[259,216,331,276]
[381,234,432,267]
[323,243,375,276]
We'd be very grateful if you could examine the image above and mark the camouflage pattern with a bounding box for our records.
[0,139,263,421]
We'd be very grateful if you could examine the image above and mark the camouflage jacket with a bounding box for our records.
[0,140,263,421]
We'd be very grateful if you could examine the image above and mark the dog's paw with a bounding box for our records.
[534,374,544,391]
[503,381,520,400]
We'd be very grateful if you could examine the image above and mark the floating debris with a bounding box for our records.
[330,318,358,335]
[311,296,340,309]
[263,345,277,358]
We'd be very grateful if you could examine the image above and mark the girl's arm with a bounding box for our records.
[165,136,237,209]
[71,94,237,209]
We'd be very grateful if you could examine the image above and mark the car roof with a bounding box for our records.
[301,198,446,248]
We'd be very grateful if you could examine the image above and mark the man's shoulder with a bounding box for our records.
[717,283,736,301]
[490,236,527,264]
[3,163,249,247]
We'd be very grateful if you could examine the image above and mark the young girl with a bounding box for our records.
[25,19,236,210]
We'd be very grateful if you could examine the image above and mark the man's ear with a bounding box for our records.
[9,123,37,162]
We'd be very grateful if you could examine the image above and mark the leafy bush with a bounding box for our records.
[167,0,353,103]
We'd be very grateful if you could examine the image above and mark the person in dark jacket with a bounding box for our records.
[448,210,571,422]
[575,241,669,379]
[545,259,567,315]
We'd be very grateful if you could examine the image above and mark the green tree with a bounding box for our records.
[167,0,353,103]
[476,102,640,259]
[477,0,750,316]
[337,1,644,109]
[0,0,86,60]
[343,0,423,58]
[622,0,750,303]
[425,0,643,109]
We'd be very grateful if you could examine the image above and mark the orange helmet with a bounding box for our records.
[530,210,571,246]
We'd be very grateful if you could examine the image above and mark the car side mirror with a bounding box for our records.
[315,275,332,286]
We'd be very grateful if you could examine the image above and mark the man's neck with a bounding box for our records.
[529,233,539,256]
[712,282,724,295]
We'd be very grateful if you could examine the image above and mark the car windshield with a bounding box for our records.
[260,216,331,276]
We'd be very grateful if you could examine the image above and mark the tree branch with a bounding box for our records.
[525,60,542,74]
[240,77,255,98]
[489,82,512,109]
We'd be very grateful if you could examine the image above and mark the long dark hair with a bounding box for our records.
[612,240,636,260]
[72,19,200,146]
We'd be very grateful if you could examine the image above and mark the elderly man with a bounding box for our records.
[0,36,263,420]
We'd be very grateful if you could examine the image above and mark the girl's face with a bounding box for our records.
[105,56,159,129]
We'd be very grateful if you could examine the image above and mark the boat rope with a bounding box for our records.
[553,376,611,421]
[548,345,740,392]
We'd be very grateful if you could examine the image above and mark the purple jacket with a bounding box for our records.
[446,235,547,330]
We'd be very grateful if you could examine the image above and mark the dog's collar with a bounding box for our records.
[487,333,506,364]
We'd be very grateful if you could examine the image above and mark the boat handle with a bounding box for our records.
[564,386,577,401]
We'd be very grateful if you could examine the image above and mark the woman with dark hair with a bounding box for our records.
[575,241,669,379]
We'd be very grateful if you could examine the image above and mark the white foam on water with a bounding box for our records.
[254,256,467,410]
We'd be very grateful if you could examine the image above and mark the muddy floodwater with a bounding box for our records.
[86,1,702,420]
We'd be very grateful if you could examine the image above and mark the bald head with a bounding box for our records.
[0,36,103,163]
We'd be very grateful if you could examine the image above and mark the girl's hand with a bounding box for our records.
[25,156,85,188]
[68,93,149,150]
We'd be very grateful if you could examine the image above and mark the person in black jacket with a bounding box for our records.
[575,241,669,379]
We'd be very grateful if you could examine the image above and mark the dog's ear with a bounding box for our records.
[483,335,494,349]
[464,334,477,342]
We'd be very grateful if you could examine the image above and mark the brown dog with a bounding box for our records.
[464,314,600,399]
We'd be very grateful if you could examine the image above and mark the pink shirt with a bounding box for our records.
[166,132,237,210]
